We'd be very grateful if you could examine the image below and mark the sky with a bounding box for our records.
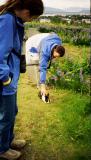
[42,0,90,9]
[0,0,90,9]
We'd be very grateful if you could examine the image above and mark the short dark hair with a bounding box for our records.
[0,0,44,16]
[55,45,65,57]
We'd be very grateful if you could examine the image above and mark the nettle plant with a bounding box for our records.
[47,56,89,94]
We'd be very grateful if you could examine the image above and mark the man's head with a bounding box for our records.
[52,45,65,59]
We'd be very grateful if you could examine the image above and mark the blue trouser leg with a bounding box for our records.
[0,93,18,153]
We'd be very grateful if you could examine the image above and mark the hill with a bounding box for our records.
[44,7,90,15]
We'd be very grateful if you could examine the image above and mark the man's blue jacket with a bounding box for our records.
[0,12,24,95]
[39,34,62,84]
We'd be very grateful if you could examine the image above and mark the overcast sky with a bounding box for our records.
[42,0,90,9]
[0,0,90,9]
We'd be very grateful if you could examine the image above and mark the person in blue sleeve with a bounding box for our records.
[26,33,65,102]
[0,0,44,159]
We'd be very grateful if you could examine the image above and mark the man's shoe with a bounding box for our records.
[11,139,26,149]
[0,149,21,160]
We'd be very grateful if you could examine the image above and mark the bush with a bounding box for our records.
[47,57,89,94]
[38,26,90,46]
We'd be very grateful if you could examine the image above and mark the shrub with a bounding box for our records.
[38,26,90,46]
[47,57,89,94]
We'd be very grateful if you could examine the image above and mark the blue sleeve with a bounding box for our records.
[39,52,49,84]
[0,14,14,82]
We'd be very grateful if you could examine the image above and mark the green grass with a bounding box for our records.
[25,21,90,30]
[14,72,91,160]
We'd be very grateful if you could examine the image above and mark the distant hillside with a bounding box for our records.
[64,7,90,12]
[80,9,90,14]
[44,7,90,15]
[44,7,64,14]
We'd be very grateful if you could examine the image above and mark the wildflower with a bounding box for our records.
[51,76,58,81]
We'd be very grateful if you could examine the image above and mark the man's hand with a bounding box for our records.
[40,84,48,95]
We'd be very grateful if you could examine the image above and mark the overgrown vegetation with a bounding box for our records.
[38,26,90,46]
[25,14,90,46]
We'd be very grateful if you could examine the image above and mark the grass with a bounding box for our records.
[14,71,91,160]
